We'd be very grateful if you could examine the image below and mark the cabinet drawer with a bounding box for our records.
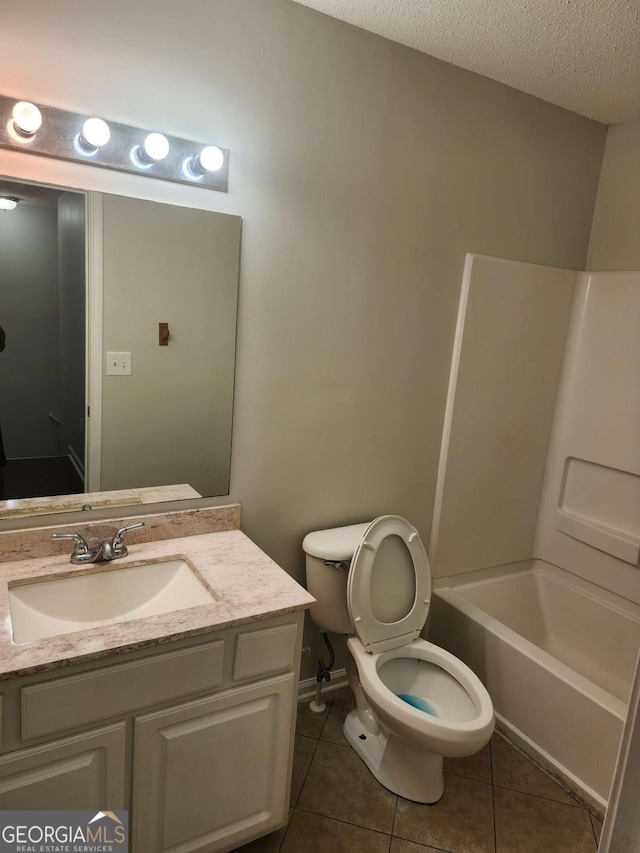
[22,641,224,740]
[233,623,297,681]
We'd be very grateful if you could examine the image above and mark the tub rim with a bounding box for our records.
[432,560,634,722]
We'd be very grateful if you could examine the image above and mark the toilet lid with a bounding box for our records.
[346,515,431,654]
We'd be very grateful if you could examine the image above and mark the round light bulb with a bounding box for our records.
[12,101,42,136]
[81,117,110,149]
[198,146,224,173]
[142,132,170,162]
[0,197,18,211]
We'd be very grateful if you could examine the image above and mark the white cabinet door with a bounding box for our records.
[132,673,294,853]
[0,723,126,810]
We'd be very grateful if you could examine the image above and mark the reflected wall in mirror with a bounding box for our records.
[100,195,240,497]
[0,176,241,519]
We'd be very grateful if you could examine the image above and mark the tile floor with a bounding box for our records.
[237,688,604,853]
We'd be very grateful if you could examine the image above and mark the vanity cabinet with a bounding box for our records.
[0,611,303,853]
[0,723,126,810]
[133,674,294,852]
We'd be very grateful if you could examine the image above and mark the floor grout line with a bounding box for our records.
[295,804,395,839]
[491,782,588,808]
[391,824,466,853]
[289,696,333,818]
[588,814,601,852]
[278,724,324,851]
[317,693,332,740]
[291,730,323,810]
[390,790,399,845]
[491,738,498,853]
[276,812,290,853]
[493,728,590,808]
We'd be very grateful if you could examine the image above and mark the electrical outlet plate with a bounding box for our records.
[106,351,132,376]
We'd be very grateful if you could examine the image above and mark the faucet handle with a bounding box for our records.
[51,532,90,555]
[112,522,145,557]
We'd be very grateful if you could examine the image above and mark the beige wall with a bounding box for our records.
[101,196,240,496]
[588,119,640,270]
[0,0,606,675]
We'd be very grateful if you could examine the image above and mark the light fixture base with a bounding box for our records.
[0,95,229,193]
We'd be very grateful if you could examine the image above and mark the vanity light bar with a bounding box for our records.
[0,95,229,192]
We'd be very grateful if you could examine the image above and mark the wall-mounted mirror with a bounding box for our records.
[0,176,241,520]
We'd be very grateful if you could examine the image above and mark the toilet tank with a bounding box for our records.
[302,522,370,634]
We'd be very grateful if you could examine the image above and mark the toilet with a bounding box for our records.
[302,515,494,803]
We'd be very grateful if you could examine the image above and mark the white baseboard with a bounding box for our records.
[298,667,348,701]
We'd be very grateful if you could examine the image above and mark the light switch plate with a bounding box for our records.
[106,351,132,376]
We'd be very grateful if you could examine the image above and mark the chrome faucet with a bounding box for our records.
[52,522,145,564]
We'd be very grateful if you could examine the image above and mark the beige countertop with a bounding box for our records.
[0,484,201,519]
[0,529,315,680]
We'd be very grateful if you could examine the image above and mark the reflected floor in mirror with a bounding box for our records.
[0,457,82,502]
[236,688,604,853]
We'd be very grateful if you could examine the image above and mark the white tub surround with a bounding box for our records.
[533,271,640,603]
[429,253,575,579]
[428,257,640,812]
[430,559,640,809]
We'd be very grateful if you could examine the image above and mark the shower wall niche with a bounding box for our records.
[534,271,640,603]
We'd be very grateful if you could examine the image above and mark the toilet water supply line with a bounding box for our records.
[309,633,335,713]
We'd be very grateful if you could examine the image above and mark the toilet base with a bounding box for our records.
[343,708,445,803]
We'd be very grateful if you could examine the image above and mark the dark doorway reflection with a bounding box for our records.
[1,457,83,500]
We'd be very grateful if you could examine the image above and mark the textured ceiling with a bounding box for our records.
[292,0,640,125]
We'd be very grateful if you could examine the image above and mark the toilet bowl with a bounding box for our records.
[303,515,494,803]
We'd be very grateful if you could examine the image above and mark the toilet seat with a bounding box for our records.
[347,516,431,654]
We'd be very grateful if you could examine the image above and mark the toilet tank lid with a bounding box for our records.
[302,522,371,560]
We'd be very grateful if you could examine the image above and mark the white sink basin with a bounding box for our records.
[9,558,217,644]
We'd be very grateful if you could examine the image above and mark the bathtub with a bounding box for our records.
[429,559,640,811]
